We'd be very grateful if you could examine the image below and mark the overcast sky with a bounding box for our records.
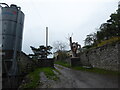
[1,0,119,54]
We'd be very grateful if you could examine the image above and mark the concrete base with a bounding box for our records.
[2,75,22,89]
[70,57,82,67]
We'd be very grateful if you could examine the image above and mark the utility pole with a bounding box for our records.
[45,27,48,58]
[46,27,48,48]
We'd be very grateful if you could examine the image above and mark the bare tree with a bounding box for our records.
[53,41,68,52]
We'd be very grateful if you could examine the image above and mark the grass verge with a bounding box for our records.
[72,66,120,76]
[20,67,59,88]
[53,68,61,75]
[54,61,71,68]
[42,67,59,81]
[97,37,120,47]
[55,61,120,76]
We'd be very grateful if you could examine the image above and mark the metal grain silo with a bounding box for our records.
[0,3,24,88]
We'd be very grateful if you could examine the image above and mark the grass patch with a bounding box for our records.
[55,61,120,76]
[72,66,120,76]
[20,68,41,88]
[53,68,61,75]
[54,61,71,68]
[20,67,59,88]
[97,37,120,47]
[41,67,59,81]
[55,65,64,69]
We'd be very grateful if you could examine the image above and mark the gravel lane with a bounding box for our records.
[39,64,119,88]
[54,64,118,88]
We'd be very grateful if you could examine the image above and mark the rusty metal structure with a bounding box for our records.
[69,37,81,57]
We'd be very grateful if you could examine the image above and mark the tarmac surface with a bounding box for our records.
[39,64,119,88]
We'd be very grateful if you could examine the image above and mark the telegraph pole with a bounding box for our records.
[46,27,48,48]
[45,27,48,58]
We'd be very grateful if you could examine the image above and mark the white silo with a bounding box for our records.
[118,1,120,9]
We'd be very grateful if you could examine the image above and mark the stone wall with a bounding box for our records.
[80,42,120,71]
[18,52,36,75]
[70,57,82,67]
[19,52,54,74]
[37,58,54,68]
